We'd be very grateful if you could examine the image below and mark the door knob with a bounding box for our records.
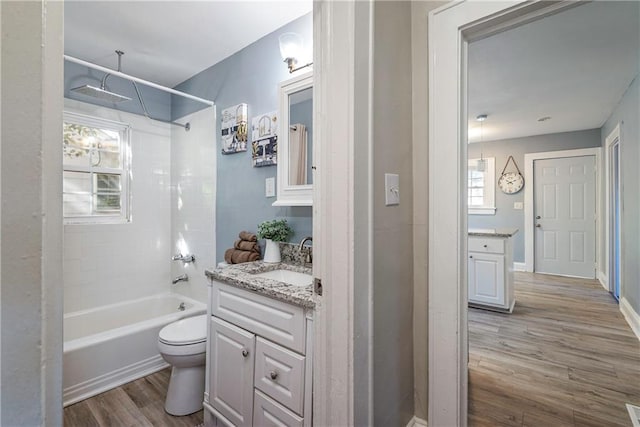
[536,224,541,228]
[536,216,541,219]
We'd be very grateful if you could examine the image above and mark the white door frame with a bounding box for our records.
[428,1,580,424]
[523,147,601,275]
[605,124,622,294]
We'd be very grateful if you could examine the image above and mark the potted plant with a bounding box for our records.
[257,219,293,263]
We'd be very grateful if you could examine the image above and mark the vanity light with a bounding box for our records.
[476,114,488,172]
[279,32,313,73]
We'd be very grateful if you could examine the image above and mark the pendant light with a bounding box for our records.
[476,114,487,172]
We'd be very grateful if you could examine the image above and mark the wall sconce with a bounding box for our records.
[279,32,313,73]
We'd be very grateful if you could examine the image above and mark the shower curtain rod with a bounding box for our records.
[64,55,215,107]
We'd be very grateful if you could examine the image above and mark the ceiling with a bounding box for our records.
[468,1,639,143]
[64,1,313,88]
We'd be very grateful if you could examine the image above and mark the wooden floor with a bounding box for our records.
[64,368,204,427]
[469,272,640,427]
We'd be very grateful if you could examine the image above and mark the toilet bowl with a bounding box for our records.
[158,314,207,416]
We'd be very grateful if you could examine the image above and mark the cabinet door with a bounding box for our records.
[468,252,505,307]
[210,316,255,427]
[253,390,304,427]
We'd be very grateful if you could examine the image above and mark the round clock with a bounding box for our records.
[498,172,524,194]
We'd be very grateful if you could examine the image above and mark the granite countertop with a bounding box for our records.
[468,228,519,238]
[205,261,315,309]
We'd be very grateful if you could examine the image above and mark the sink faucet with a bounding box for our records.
[298,236,313,264]
[172,274,188,284]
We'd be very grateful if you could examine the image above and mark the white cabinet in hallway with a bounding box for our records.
[468,229,518,312]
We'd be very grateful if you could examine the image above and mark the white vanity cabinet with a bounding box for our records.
[468,229,518,312]
[204,280,313,427]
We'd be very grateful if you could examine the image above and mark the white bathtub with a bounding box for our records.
[63,293,206,406]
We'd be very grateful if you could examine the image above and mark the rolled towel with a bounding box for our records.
[234,239,261,253]
[224,248,234,264]
[230,249,260,264]
[239,231,257,242]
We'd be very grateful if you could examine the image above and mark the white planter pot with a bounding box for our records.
[263,239,281,263]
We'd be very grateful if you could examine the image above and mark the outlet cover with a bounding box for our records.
[385,173,400,206]
[265,177,275,197]
[514,202,523,210]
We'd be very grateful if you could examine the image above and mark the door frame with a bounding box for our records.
[523,147,601,275]
[428,1,583,424]
[605,124,622,295]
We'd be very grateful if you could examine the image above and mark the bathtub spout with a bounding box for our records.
[172,274,188,284]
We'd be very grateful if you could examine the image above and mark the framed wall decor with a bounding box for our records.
[251,111,278,167]
[221,103,248,154]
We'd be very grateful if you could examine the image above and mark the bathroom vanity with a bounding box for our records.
[468,228,518,313]
[204,262,314,427]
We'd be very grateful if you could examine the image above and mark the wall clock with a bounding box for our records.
[498,155,524,194]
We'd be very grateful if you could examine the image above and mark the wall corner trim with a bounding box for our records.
[620,297,640,341]
[513,262,526,272]
[406,416,428,427]
[597,270,608,291]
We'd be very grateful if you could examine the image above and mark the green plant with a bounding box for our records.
[257,219,292,242]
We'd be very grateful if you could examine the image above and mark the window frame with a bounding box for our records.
[468,157,496,215]
[63,111,132,224]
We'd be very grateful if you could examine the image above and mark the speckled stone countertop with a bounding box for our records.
[205,262,315,309]
[469,228,519,238]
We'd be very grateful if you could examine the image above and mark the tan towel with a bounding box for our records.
[224,248,261,264]
[239,231,257,242]
[234,239,261,253]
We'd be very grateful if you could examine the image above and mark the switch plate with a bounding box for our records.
[513,202,523,210]
[265,177,275,197]
[385,173,400,206]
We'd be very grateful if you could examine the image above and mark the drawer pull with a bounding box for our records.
[469,255,473,259]
[242,348,249,358]
[483,244,488,248]
[269,370,278,380]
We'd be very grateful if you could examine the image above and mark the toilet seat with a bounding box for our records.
[159,314,207,346]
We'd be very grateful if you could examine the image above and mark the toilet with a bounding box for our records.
[157,314,208,416]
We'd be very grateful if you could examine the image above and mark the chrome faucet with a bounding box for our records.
[172,274,188,284]
[172,253,195,263]
[298,236,313,264]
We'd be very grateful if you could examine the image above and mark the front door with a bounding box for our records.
[534,155,596,278]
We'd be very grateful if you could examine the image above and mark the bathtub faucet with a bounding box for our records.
[172,253,195,263]
[172,274,189,284]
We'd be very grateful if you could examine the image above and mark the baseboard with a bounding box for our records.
[620,297,640,341]
[63,354,169,406]
[406,416,428,427]
[513,262,526,272]
[598,270,608,290]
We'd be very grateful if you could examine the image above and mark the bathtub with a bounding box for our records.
[63,293,206,406]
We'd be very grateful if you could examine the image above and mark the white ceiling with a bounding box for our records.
[64,1,313,88]
[468,1,639,143]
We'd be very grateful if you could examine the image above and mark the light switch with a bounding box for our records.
[385,173,400,206]
[513,202,523,210]
[265,177,275,197]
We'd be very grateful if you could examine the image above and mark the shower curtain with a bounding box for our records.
[289,124,307,185]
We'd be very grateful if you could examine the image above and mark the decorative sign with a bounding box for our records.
[251,111,278,167]
[221,103,248,154]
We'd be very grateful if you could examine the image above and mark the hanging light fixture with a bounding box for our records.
[476,114,487,172]
[279,32,313,73]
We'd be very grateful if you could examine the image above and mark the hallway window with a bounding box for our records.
[63,112,131,223]
[468,157,496,215]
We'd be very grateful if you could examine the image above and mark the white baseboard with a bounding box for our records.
[513,262,526,272]
[620,297,640,341]
[598,271,608,290]
[63,354,169,406]
[406,416,428,427]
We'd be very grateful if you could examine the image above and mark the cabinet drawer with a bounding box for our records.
[253,389,303,427]
[469,237,504,254]
[212,281,306,353]
[255,337,305,416]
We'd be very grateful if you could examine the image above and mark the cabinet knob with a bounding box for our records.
[241,349,249,358]
[269,371,278,380]
[483,244,487,248]
[536,224,541,228]
[536,215,541,219]
[469,255,473,259]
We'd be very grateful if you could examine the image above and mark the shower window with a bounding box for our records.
[63,112,131,223]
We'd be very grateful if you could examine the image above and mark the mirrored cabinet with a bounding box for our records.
[273,71,313,206]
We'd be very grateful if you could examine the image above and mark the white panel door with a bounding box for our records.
[534,156,596,278]
[468,252,505,306]
[210,316,255,427]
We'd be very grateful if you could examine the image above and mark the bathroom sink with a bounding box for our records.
[254,269,313,287]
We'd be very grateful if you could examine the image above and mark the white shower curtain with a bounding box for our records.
[289,124,307,185]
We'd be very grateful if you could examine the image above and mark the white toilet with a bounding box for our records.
[158,314,208,416]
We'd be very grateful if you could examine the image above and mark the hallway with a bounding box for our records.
[468,272,640,426]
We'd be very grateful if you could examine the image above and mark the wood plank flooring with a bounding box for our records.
[468,272,640,427]
[64,368,204,427]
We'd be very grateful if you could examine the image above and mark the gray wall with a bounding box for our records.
[468,129,602,262]
[601,75,639,314]
[173,14,313,262]
[372,2,415,426]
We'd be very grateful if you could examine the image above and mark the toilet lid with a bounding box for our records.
[159,314,207,345]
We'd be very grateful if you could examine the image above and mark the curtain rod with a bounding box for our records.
[64,54,215,107]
